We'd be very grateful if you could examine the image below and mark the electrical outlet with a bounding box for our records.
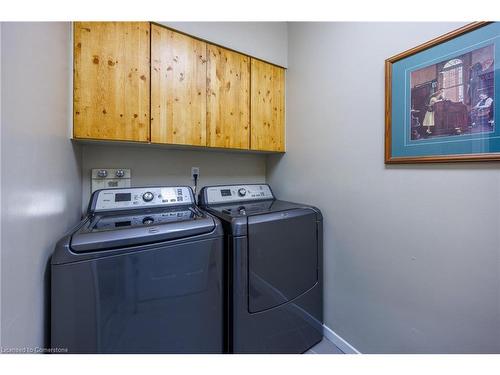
[191,167,200,180]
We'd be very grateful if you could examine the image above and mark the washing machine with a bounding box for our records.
[51,186,223,353]
[198,184,323,353]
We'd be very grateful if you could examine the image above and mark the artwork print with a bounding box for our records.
[385,22,500,163]
[409,44,494,141]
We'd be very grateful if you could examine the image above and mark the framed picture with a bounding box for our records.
[385,22,499,163]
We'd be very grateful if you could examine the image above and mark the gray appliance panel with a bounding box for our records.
[247,209,319,313]
[230,236,322,353]
[201,184,274,205]
[51,238,223,353]
[90,208,195,232]
[71,214,215,253]
[91,186,193,212]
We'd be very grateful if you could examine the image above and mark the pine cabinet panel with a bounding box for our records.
[73,22,150,141]
[250,59,285,152]
[73,22,286,152]
[207,45,250,149]
[151,25,207,146]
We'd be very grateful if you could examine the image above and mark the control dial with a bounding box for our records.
[142,192,154,202]
[238,188,247,197]
[142,217,154,225]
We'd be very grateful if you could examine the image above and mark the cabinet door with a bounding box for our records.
[151,25,207,146]
[207,45,250,149]
[250,59,285,152]
[73,22,150,141]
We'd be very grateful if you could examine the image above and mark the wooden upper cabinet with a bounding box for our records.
[151,25,207,146]
[73,22,150,141]
[250,59,285,152]
[73,22,285,152]
[207,45,250,149]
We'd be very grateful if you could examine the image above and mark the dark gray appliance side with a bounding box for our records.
[198,184,324,353]
[210,206,322,353]
[51,186,225,354]
[51,236,224,354]
[230,208,323,353]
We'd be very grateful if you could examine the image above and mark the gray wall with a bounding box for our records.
[0,22,3,350]
[158,22,288,67]
[80,22,287,207]
[81,144,266,211]
[1,22,82,350]
[267,22,500,353]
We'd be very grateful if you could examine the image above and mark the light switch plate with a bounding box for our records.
[91,168,131,193]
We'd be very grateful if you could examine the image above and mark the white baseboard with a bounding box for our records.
[323,324,361,354]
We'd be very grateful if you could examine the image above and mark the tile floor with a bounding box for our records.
[305,337,344,354]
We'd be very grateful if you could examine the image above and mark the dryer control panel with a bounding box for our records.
[91,186,193,212]
[201,184,274,205]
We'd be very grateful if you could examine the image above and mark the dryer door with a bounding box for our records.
[247,208,318,313]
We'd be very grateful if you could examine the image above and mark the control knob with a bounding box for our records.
[238,188,247,197]
[115,169,125,178]
[142,192,154,202]
[142,217,154,225]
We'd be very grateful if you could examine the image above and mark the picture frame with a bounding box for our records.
[385,22,499,163]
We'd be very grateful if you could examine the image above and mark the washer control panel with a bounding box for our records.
[203,184,274,204]
[92,209,194,231]
[92,187,193,212]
